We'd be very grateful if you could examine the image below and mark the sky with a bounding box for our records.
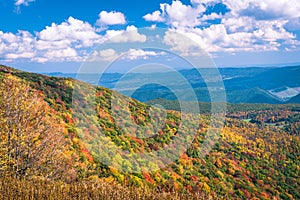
[0,0,300,72]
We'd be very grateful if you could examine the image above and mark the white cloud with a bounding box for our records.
[145,0,276,27]
[15,0,35,6]
[2,1,300,64]
[124,49,166,60]
[31,47,81,63]
[0,17,103,63]
[163,18,296,55]
[0,17,149,63]
[14,0,35,13]
[143,11,165,22]
[87,48,166,62]
[0,32,18,43]
[0,30,36,60]
[141,0,299,54]
[285,18,300,31]
[201,13,222,21]
[89,48,119,62]
[105,25,147,43]
[148,24,157,30]
[143,0,206,27]
[38,17,102,48]
[163,30,204,56]
[35,40,72,51]
[191,0,219,5]
[43,47,79,61]
[224,0,300,20]
[25,16,105,62]
[6,52,35,59]
[157,1,205,28]
[31,57,48,63]
[96,11,126,26]
[222,16,255,33]
[99,49,119,61]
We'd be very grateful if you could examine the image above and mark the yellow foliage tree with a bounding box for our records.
[0,75,70,179]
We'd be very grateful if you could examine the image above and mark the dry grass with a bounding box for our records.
[0,176,212,200]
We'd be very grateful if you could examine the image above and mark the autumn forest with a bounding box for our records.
[0,65,298,199]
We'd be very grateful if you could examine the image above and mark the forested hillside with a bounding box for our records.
[0,65,299,199]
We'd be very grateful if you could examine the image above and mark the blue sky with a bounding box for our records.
[0,0,300,72]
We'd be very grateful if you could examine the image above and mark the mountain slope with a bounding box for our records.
[223,65,300,103]
[288,93,300,103]
[0,65,299,199]
[222,65,299,89]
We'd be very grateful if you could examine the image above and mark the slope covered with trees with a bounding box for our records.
[0,65,299,199]
[0,75,71,180]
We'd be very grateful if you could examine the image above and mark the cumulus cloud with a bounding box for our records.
[0,30,36,61]
[143,0,227,26]
[143,1,205,28]
[96,11,126,26]
[99,49,119,61]
[2,1,300,64]
[224,0,300,20]
[38,17,102,48]
[105,25,147,43]
[0,16,147,63]
[143,11,165,22]
[163,30,205,56]
[142,0,299,54]
[164,21,295,55]
[201,13,222,21]
[146,0,300,24]
[0,14,152,63]
[30,17,104,62]
[43,47,79,61]
[88,48,119,62]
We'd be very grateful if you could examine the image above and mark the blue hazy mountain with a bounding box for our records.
[45,65,300,104]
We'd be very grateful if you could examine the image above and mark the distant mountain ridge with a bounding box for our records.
[44,65,300,104]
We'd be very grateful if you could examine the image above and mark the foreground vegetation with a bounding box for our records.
[0,65,299,199]
[0,176,211,200]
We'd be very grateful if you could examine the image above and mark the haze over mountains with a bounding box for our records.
[46,65,300,104]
